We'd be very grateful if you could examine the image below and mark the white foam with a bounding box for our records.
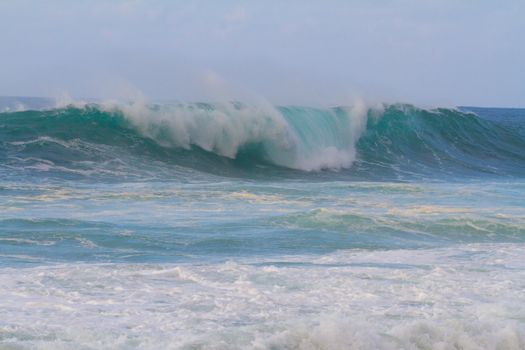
[0,243,523,349]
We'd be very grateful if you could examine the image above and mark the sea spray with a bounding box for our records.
[106,100,372,171]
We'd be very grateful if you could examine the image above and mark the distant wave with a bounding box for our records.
[1,102,524,180]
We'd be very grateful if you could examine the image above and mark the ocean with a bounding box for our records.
[0,97,524,349]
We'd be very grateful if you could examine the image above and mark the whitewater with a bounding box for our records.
[0,97,524,349]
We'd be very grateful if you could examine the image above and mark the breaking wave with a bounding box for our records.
[1,102,524,180]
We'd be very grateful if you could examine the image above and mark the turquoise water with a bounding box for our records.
[0,99,524,349]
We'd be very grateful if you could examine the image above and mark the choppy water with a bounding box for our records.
[0,97,524,349]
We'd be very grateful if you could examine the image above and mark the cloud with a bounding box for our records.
[0,0,523,106]
[224,7,247,24]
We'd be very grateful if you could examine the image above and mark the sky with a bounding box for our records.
[0,0,524,107]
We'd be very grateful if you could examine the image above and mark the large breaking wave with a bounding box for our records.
[1,102,524,180]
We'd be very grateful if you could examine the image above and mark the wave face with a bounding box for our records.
[1,102,524,180]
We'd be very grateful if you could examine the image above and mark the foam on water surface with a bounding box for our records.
[0,244,524,349]
[1,179,524,266]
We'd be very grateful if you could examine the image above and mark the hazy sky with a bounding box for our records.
[1,0,524,107]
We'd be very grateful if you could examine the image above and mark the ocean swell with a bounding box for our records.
[1,102,524,179]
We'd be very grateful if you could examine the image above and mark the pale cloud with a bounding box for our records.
[0,0,523,107]
[224,7,247,24]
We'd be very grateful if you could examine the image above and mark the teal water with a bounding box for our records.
[0,99,524,349]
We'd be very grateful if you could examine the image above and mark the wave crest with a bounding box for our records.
[1,102,524,179]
